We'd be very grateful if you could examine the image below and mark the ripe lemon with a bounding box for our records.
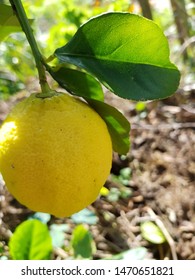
[0,92,112,217]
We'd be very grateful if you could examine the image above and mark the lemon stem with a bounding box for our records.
[9,0,50,94]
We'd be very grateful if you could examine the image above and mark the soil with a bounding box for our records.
[0,86,195,260]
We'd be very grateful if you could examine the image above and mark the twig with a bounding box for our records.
[120,210,137,241]
[144,206,178,260]
[181,105,195,115]
[177,36,195,58]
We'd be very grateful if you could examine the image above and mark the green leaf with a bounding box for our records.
[86,98,130,154]
[48,66,104,101]
[29,212,51,224]
[55,12,180,101]
[9,220,52,260]
[50,224,69,248]
[0,4,22,42]
[0,4,33,42]
[107,187,121,202]
[71,208,98,225]
[71,225,95,259]
[141,221,166,244]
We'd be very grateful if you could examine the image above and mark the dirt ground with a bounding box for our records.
[0,86,195,260]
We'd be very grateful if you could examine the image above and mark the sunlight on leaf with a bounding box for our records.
[9,220,52,260]
[0,4,33,42]
[0,4,21,42]
[141,221,166,244]
[55,12,180,101]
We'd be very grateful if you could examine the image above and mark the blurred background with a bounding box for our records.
[0,0,195,98]
[0,0,195,260]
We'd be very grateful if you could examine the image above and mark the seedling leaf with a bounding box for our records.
[71,224,95,259]
[9,219,52,260]
[71,208,98,225]
[50,224,69,248]
[141,221,166,244]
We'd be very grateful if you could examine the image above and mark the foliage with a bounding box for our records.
[0,0,182,261]
[29,211,51,224]
[71,224,96,259]
[49,12,179,154]
[54,13,180,101]
[9,219,52,260]
[71,208,98,225]
[0,0,183,99]
[0,0,131,94]
[0,73,24,99]
[106,167,132,202]
[50,223,70,248]
[48,66,130,154]
[1,3,181,155]
[6,213,150,260]
[141,221,166,244]
[7,212,168,260]
[7,215,96,260]
[0,3,22,42]
[86,98,130,154]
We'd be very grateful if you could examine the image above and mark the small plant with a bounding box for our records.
[8,214,149,260]
[9,219,52,260]
[141,221,166,245]
[0,0,180,217]
[71,224,96,259]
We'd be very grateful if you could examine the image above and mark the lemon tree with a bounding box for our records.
[0,0,180,217]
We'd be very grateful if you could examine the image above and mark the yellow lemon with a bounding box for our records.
[0,92,112,217]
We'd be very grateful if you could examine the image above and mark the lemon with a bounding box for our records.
[0,92,112,217]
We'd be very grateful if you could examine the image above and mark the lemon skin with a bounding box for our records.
[0,93,112,217]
